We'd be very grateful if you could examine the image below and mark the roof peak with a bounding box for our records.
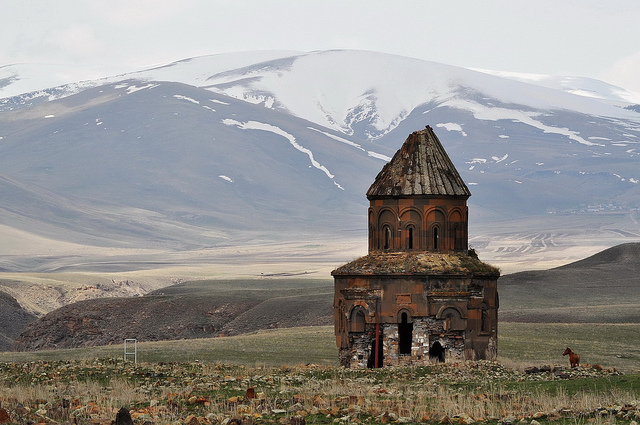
[366,126,470,198]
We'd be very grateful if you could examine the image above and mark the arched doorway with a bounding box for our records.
[398,312,413,355]
[429,341,445,363]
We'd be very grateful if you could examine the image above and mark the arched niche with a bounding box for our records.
[480,302,490,333]
[426,209,446,251]
[437,306,465,331]
[448,208,467,251]
[400,208,422,250]
[349,307,367,333]
[377,208,397,250]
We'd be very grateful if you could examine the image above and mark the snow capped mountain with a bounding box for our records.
[471,68,640,105]
[197,50,640,140]
[1,50,639,272]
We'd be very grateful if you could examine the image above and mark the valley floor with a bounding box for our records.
[0,354,638,425]
[1,324,638,424]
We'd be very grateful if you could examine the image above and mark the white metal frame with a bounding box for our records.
[124,339,137,363]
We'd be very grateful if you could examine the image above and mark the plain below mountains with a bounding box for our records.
[11,242,640,352]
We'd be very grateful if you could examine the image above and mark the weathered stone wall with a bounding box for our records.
[340,329,376,368]
[411,319,431,360]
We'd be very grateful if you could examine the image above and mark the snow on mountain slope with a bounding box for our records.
[130,50,301,87]
[0,51,300,111]
[471,68,640,105]
[4,50,640,142]
[188,50,640,140]
[0,63,96,99]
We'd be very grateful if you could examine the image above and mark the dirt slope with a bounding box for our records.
[499,242,640,323]
[15,279,333,351]
[0,291,36,351]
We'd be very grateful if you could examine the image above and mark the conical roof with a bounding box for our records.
[366,126,471,198]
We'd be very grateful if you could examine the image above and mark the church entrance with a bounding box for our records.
[429,341,445,363]
[398,312,413,355]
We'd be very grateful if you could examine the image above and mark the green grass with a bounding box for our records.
[498,323,640,371]
[2,323,639,372]
[0,327,339,365]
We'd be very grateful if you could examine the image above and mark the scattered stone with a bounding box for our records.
[185,414,199,425]
[289,416,305,425]
[457,413,475,424]
[287,403,303,413]
[0,408,10,424]
[246,387,255,399]
[115,407,134,425]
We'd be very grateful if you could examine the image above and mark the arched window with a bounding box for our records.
[432,226,439,250]
[383,226,391,250]
[398,312,413,355]
[407,226,414,250]
[481,306,488,332]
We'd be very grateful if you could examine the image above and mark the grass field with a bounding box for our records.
[1,324,639,425]
[2,323,639,372]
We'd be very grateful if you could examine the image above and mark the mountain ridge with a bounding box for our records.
[0,49,639,276]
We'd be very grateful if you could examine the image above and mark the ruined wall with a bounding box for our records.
[334,272,498,368]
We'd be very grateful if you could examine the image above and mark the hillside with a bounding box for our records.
[0,291,36,351]
[1,50,639,276]
[15,279,333,351]
[498,242,640,322]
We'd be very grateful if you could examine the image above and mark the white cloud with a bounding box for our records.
[86,0,182,26]
[600,51,640,94]
[50,24,102,58]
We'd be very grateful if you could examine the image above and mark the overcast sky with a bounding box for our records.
[3,0,640,92]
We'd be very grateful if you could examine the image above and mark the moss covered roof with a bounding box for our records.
[332,252,500,276]
[366,126,471,199]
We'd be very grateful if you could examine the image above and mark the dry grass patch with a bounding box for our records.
[0,360,638,425]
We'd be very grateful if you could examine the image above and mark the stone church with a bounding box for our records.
[332,126,500,368]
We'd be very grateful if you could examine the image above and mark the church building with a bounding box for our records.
[332,126,500,368]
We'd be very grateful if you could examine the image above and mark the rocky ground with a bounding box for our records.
[0,360,638,425]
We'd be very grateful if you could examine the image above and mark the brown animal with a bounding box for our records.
[562,347,580,368]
